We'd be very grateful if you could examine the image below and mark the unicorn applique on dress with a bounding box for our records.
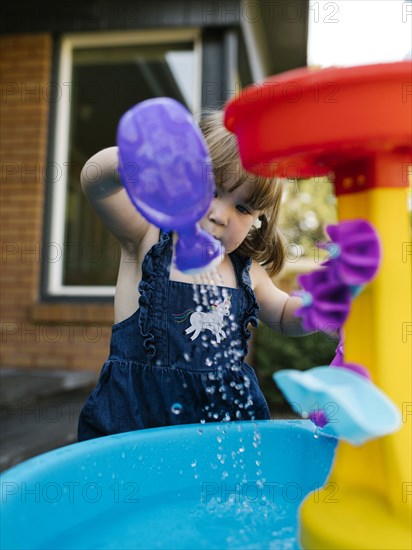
[173,295,231,343]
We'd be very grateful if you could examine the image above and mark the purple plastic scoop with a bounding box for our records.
[117,97,223,274]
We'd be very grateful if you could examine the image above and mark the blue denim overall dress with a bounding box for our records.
[78,230,270,441]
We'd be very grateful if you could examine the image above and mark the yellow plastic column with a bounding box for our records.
[301,161,411,549]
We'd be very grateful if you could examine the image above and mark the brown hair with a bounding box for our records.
[198,110,285,277]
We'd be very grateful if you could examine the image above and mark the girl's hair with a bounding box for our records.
[198,110,285,277]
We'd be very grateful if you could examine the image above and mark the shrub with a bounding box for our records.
[253,324,338,417]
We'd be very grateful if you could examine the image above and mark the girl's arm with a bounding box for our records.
[251,261,306,336]
[81,146,149,247]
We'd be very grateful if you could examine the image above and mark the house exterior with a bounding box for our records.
[1,0,309,374]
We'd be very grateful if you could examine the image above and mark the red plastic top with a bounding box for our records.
[224,62,412,190]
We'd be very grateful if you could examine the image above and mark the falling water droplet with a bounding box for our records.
[171,402,183,415]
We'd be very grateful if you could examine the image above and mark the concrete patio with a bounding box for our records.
[0,368,97,472]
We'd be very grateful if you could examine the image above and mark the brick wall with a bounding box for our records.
[1,34,111,374]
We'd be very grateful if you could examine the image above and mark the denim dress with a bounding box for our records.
[78,230,270,441]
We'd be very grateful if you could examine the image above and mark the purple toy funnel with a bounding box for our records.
[117,97,223,274]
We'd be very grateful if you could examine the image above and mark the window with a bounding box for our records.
[47,30,201,297]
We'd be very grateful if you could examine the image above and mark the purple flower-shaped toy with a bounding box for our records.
[294,268,352,333]
[322,219,381,285]
[294,219,381,333]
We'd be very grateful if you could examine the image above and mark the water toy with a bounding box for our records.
[117,97,222,274]
[275,217,400,445]
[225,61,411,549]
[0,420,337,550]
[274,367,401,445]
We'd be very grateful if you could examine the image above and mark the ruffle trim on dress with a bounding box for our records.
[236,254,260,354]
[137,230,171,360]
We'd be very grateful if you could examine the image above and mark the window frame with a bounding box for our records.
[45,29,202,298]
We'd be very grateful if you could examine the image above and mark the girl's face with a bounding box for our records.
[200,179,259,254]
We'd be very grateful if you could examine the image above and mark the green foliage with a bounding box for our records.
[253,324,338,416]
[279,177,338,258]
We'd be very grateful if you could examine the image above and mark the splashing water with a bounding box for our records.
[203,268,255,416]
[183,263,265,482]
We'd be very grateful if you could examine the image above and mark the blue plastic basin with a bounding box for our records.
[1,420,337,549]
